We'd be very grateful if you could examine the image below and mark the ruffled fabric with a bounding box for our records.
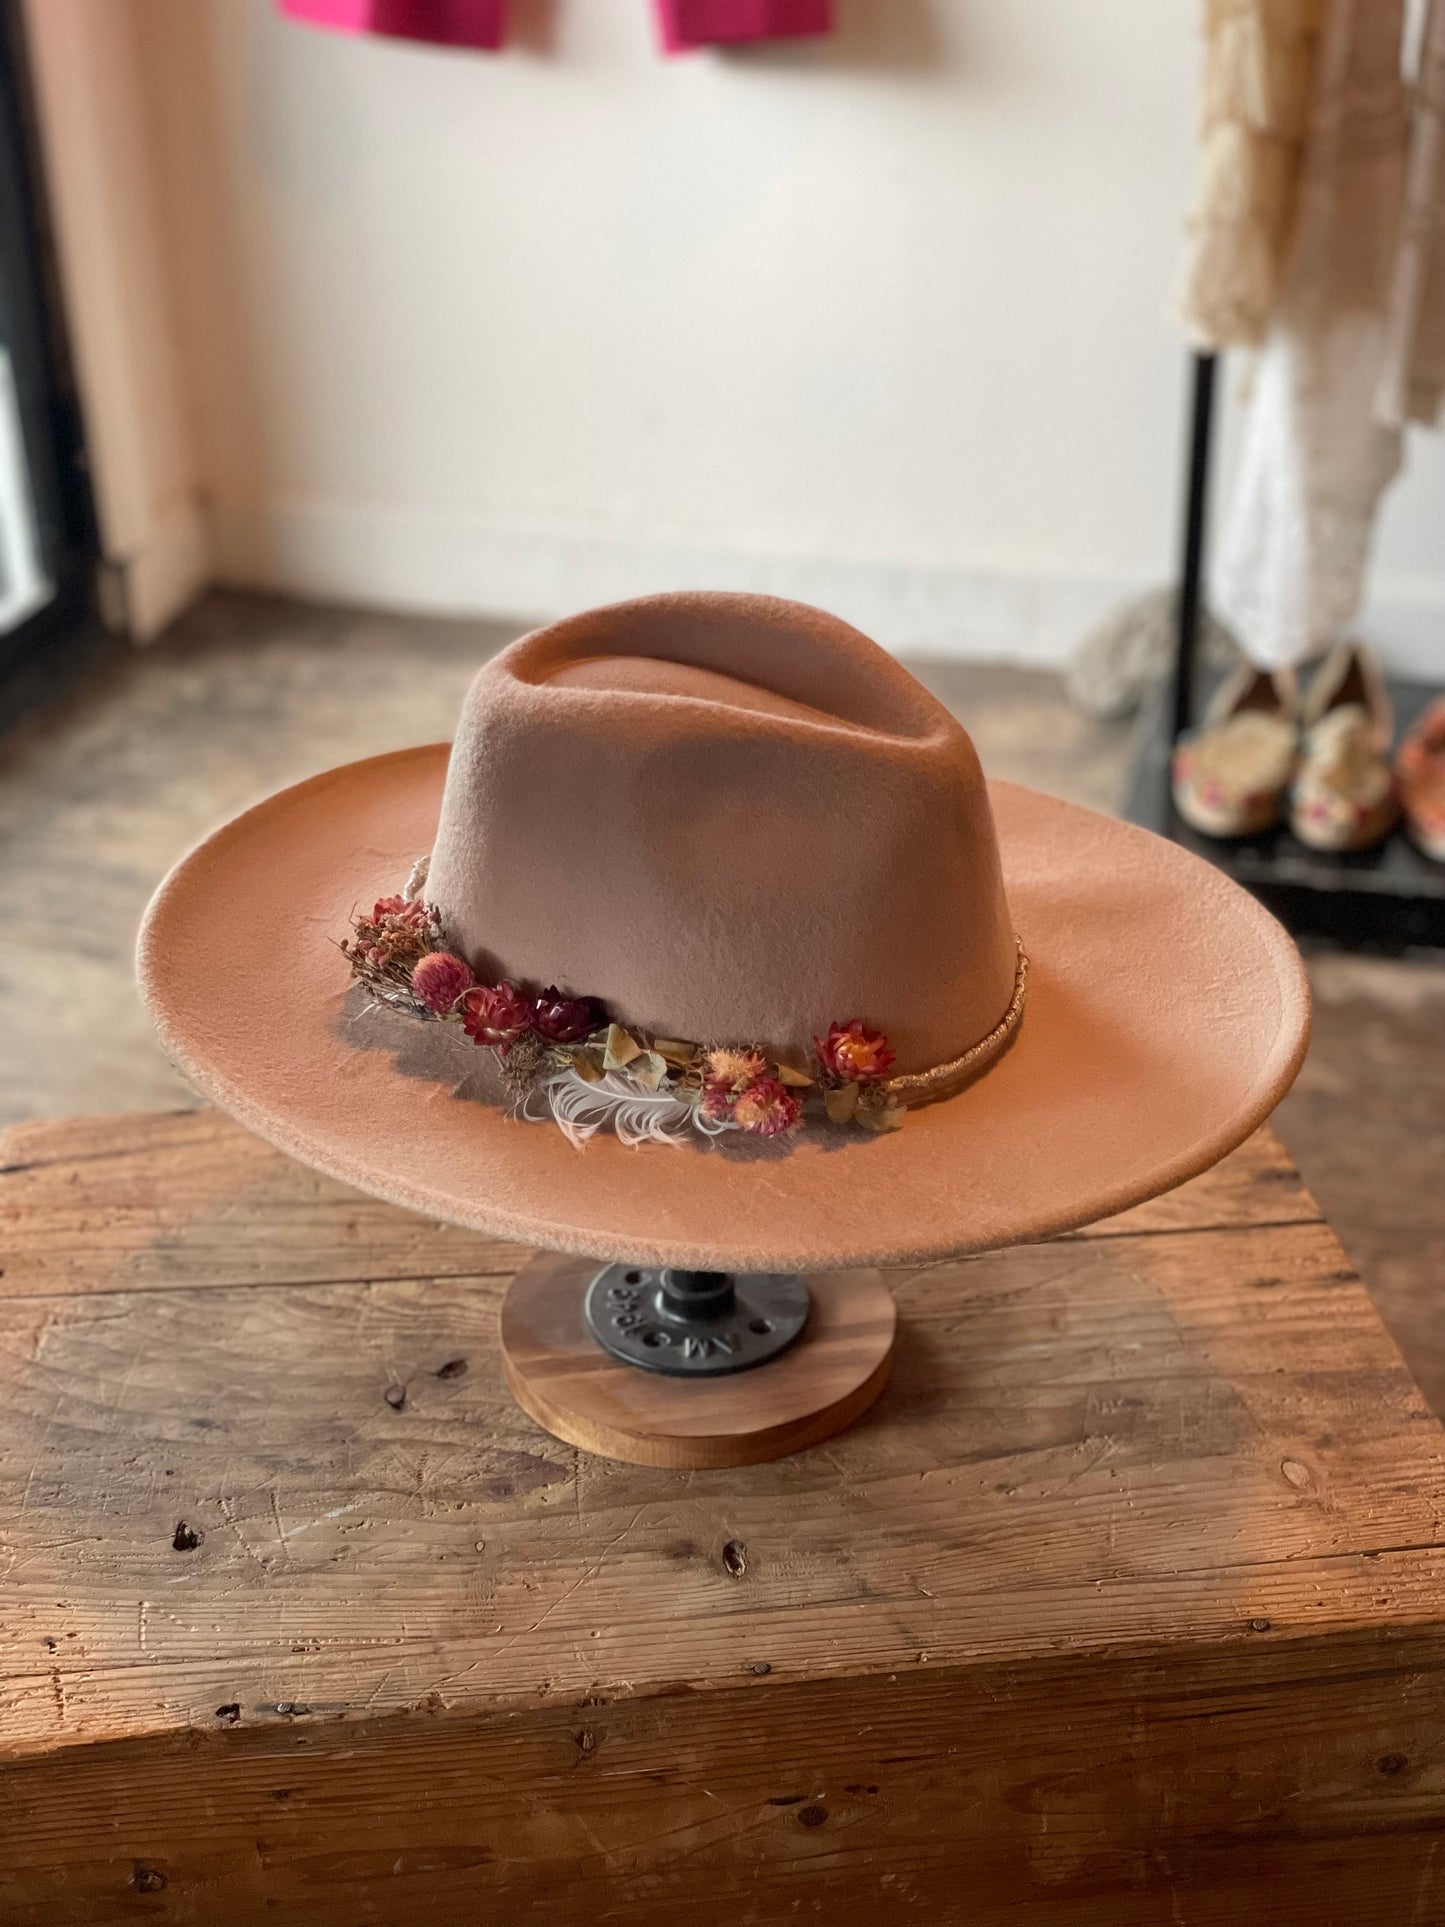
[1212,0,1410,669]
[1377,0,1445,426]
[1180,0,1326,349]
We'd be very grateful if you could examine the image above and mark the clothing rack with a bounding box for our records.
[1169,353,1218,745]
[1125,351,1445,954]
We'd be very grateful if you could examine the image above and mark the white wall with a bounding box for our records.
[142,0,1445,671]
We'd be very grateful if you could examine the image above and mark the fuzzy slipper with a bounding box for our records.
[1171,662,1299,838]
[1290,643,1398,854]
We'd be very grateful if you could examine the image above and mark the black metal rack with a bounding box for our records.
[1126,351,1445,954]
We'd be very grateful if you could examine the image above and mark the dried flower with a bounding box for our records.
[344,896,441,978]
[731,1076,803,1138]
[339,868,910,1148]
[461,980,534,1053]
[700,1079,738,1120]
[698,1047,766,1120]
[372,894,431,927]
[533,986,600,1046]
[410,951,474,1015]
[705,1047,768,1090]
[813,1019,895,1085]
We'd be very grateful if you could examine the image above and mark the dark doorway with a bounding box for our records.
[0,2,97,692]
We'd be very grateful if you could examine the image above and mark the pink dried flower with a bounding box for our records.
[461,980,534,1053]
[371,894,431,927]
[345,896,439,975]
[705,1047,768,1090]
[700,1079,738,1121]
[410,951,474,1015]
[700,1047,769,1120]
[730,1076,802,1138]
[533,985,600,1045]
[814,1019,895,1085]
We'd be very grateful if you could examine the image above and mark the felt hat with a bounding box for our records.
[138,592,1309,1273]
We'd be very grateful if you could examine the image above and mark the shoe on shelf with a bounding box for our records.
[1171,661,1299,838]
[1290,642,1398,854]
[1396,696,1445,863]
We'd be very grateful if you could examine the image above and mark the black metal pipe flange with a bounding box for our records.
[583,1265,810,1376]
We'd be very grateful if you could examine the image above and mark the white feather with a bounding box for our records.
[525,1068,736,1151]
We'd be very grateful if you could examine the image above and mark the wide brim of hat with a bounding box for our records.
[137,745,1309,1273]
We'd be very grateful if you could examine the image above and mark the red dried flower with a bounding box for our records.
[700,1079,737,1120]
[533,986,600,1045]
[813,1019,895,1085]
[730,1076,803,1138]
[461,980,534,1053]
[410,951,474,1015]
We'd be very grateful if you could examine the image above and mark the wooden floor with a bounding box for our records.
[2,591,1443,1406]
[3,1110,1445,1923]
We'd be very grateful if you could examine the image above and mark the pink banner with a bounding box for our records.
[657,0,833,52]
[280,0,833,54]
[279,0,508,50]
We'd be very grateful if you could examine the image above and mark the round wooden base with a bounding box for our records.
[500,1253,897,1469]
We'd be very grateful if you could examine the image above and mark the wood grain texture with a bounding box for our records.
[0,1107,533,1296]
[500,1253,896,1466]
[0,1104,1318,1301]
[2,1110,1445,1925]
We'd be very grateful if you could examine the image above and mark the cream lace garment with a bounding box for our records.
[1180,0,1324,349]
[1182,1,1445,671]
[1378,0,1445,426]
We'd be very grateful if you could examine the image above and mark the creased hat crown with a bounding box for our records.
[426,592,1017,1076]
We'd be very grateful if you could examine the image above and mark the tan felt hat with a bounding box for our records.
[138,593,1309,1273]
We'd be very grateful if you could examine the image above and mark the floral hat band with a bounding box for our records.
[341,857,1028,1150]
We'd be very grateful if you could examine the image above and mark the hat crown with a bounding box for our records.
[427,592,1017,1075]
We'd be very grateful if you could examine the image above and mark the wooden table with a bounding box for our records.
[3,1111,1445,1925]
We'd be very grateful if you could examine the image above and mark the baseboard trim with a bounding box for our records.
[210,495,1445,677]
[211,498,1143,667]
[118,494,211,642]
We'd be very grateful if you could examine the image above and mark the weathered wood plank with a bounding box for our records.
[1,1218,1440,1754]
[0,1112,1318,1301]
[2,1107,1442,1924]
[3,1630,1445,1925]
[0,1109,531,1296]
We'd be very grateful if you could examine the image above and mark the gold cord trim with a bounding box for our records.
[881,937,1029,1109]
[396,855,1027,1116]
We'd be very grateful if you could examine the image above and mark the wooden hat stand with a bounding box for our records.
[500,1253,896,1468]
